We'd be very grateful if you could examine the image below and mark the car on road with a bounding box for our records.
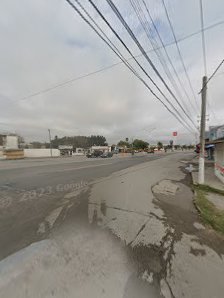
[86,150,103,158]
[101,152,113,158]
[147,148,155,153]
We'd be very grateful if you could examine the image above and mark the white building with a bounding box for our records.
[73,148,85,156]
[208,125,224,184]
[213,140,224,184]
[0,134,18,150]
[90,146,111,153]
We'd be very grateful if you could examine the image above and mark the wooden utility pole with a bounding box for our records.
[198,76,207,184]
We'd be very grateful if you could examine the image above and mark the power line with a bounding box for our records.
[130,0,184,103]
[141,0,198,116]
[65,0,196,134]
[173,19,224,44]
[199,0,207,76]
[18,63,121,101]
[161,0,199,111]
[130,0,195,118]
[88,0,197,132]
[105,0,197,130]
[15,19,224,103]
[199,59,224,93]
[87,0,195,131]
[199,0,219,124]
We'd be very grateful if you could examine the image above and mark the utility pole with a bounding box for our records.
[48,128,52,157]
[198,76,207,184]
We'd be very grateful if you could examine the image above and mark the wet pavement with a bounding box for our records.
[0,152,224,297]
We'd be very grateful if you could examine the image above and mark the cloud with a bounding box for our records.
[0,0,223,144]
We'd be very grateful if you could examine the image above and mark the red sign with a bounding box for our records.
[173,132,177,136]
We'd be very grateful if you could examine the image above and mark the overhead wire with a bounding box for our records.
[199,0,207,76]
[88,0,198,133]
[129,0,195,119]
[104,0,198,130]
[141,0,198,116]
[199,0,220,124]
[14,19,224,103]
[87,0,196,131]
[161,0,200,111]
[201,59,224,125]
[65,0,196,134]
[200,59,224,92]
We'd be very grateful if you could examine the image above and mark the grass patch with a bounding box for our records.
[196,184,224,196]
[194,186,224,234]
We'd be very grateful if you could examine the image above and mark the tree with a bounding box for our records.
[30,142,43,149]
[133,139,149,150]
[50,135,107,149]
[117,140,130,148]
[157,141,163,149]
[88,135,107,146]
[174,145,181,150]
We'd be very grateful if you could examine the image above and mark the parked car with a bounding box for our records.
[86,150,103,158]
[101,152,113,158]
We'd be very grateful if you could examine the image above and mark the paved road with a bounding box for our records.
[0,153,166,259]
[0,152,224,298]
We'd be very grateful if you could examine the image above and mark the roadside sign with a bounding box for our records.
[173,132,177,136]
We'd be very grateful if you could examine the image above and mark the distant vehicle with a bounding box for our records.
[113,149,119,154]
[101,152,113,158]
[148,148,155,154]
[86,150,103,158]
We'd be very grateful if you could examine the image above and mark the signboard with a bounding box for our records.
[173,132,177,136]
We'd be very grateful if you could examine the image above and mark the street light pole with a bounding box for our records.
[48,128,53,158]
[198,76,207,184]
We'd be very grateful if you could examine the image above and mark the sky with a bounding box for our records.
[0,0,224,145]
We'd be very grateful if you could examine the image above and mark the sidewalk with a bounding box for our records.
[191,157,224,227]
[191,158,224,191]
[0,152,223,298]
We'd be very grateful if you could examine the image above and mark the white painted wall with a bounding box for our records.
[0,150,6,159]
[214,143,224,184]
[24,149,60,158]
[91,146,111,152]
[5,136,18,149]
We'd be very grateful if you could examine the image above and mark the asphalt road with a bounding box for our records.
[0,153,166,260]
[0,152,224,298]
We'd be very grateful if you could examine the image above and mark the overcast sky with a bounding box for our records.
[0,0,223,144]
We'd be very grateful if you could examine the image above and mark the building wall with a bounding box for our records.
[209,125,224,141]
[5,136,18,149]
[24,149,60,158]
[0,149,5,160]
[73,148,85,156]
[5,149,24,160]
[214,143,224,183]
[91,146,111,153]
